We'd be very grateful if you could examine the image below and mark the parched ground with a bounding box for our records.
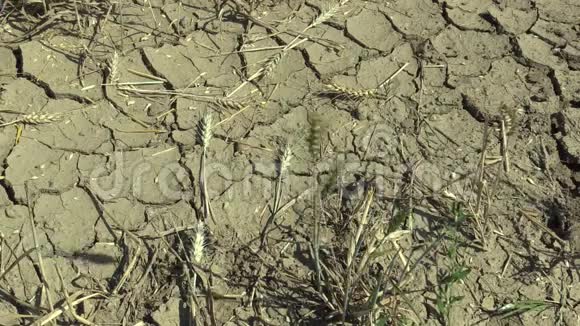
[0,0,579,325]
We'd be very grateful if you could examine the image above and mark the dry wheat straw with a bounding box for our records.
[25,184,55,319]
[378,62,409,89]
[343,187,374,321]
[284,0,351,52]
[229,1,350,97]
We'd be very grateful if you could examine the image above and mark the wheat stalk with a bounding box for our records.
[229,0,352,97]
[343,187,375,321]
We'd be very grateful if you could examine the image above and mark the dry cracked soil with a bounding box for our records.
[0,0,579,325]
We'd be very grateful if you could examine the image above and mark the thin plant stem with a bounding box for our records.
[25,183,55,318]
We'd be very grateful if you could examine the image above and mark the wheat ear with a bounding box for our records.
[260,143,293,249]
[198,113,214,222]
[323,83,379,99]
[1,112,63,127]
[227,52,284,97]
[107,51,120,85]
[199,113,213,151]
[274,143,293,214]
[22,112,63,124]
[213,97,246,111]
[283,0,351,52]
[190,219,205,320]
[310,0,350,29]
[192,220,205,264]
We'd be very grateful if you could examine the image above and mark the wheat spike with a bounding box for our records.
[198,113,213,150]
[307,112,323,160]
[192,220,205,264]
[324,83,378,99]
[260,52,283,80]
[279,143,293,175]
[310,0,350,28]
[21,112,63,125]
[214,97,246,111]
[242,51,284,85]
[107,51,119,84]
[493,104,522,134]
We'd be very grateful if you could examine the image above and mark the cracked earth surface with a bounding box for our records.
[0,0,579,325]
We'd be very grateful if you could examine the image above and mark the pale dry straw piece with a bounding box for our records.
[228,0,351,97]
